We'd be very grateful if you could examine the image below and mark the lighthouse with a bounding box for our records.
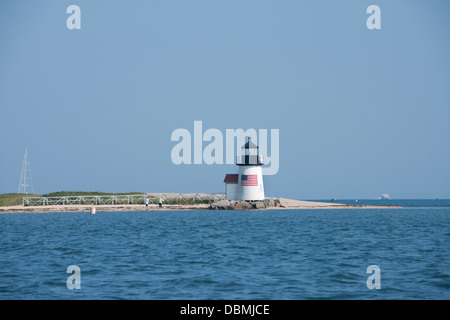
[236,137,265,201]
[223,137,265,201]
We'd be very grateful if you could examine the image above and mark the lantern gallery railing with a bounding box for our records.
[22,193,226,206]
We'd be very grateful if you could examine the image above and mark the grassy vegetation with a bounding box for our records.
[0,191,216,206]
[0,191,145,207]
[0,193,42,206]
[42,191,145,197]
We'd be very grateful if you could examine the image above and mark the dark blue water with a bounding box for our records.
[1,200,449,300]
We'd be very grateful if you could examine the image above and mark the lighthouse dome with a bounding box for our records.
[243,137,258,150]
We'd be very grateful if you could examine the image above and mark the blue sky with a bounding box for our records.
[1,0,449,199]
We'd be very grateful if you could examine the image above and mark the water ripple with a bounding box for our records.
[0,208,449,299]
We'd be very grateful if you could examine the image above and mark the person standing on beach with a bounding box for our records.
[145,197,149,207]
[158,197,164,208]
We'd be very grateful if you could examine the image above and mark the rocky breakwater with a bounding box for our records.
[209,197,354,210]
[209,198,278,210]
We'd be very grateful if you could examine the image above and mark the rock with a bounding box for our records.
[252,202,266,209]
[233,201,253,210]
[210,198,284,210]
[263,198,275,208]
[210,200,257,210]
[274,198,281,207]
[278,198,289,207]
[209,200,232,210]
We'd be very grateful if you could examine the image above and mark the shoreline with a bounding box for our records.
[0,198,401,214]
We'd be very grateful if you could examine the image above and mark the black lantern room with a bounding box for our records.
[238,137,264,166]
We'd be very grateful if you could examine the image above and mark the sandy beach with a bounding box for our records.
[0,198,400,214]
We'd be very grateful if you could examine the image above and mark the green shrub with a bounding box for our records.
[0,193,42,206]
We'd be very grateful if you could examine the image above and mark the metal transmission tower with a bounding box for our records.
[18,148,35,194]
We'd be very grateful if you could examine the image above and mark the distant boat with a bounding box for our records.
[381,194,390,200]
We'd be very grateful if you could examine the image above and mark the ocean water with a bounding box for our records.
[0,200,449,300]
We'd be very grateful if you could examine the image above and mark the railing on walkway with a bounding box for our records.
[22,193,226,206]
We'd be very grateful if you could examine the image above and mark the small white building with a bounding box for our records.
[224,174,238,200]
[224,137,265,201]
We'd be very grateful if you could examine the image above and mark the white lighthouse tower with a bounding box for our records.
[237,137,265,201]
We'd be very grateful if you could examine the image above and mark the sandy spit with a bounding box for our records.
[0,198,400,214]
